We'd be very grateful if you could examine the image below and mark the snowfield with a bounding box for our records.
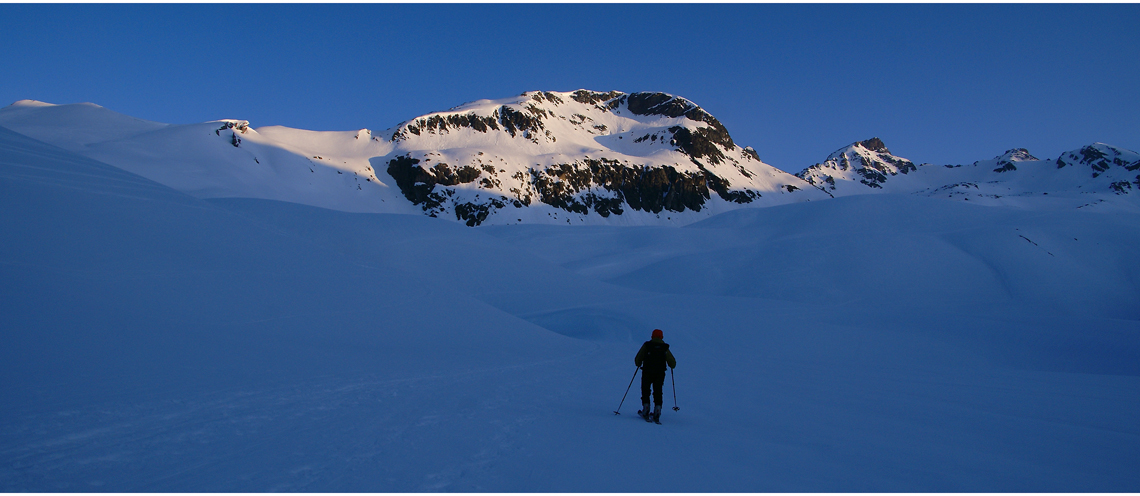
[2,100,1139,491]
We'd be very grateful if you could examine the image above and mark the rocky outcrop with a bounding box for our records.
[797,138,916,192]
[1056,143,1140,177]
[379,90,814,225]
[985,148,1038,173]
[528,158,758,217]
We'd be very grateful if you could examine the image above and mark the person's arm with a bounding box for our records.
[666,349,676,369]
[634,343,647,367]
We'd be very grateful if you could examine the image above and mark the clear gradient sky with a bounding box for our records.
[2,3,1137,172]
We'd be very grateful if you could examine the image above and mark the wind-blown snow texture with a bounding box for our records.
[1,94,1139,491]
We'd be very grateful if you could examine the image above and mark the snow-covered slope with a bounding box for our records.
[79,120,420,214]
[0,100,169,153]
[914,143,1140,210]
[5,96,1136,224]
[0,100,415,214]
[1052,143,1140,194]
[0,92,829,226]
[797,138,1140,212]
[376,90,827,225]
[2,125,1138,491]
[0,124,577,388]
[797,137,919,194]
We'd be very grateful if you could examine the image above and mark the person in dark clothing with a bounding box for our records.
[634,328,677,422]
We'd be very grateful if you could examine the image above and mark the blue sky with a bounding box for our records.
[2,3,1137,171]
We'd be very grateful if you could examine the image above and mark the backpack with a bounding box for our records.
[643,341,670,372]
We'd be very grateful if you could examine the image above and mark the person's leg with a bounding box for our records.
[640,372,652,417]
[652,373,665,407]
[652,372,665,420]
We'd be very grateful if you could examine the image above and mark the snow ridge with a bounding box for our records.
[0,91,829,226]
[2,96,1139,224]
[795,137,1140,211]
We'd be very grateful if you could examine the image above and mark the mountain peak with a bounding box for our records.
[997,148,1038,162]
[0,99,168,153]
[5,100,104,110]
[798,138,916,192]
[378,89,824,225]
[1055,143,1140,177]
[625,92,696,117]
[978,148,1040,173]
[858,137,889,154]
[7,99,57,109]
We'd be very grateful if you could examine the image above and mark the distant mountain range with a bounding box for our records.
[798,137,1140,209]
[2,91,1137,225]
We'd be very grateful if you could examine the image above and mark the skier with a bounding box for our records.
[635,328,676,423]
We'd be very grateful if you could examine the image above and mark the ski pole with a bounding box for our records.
[614,366,640,415]
[670,367,679,411]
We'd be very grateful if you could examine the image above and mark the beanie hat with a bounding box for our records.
[651,329,663,339]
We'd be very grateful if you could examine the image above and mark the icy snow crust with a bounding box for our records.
[2,124,1139,491]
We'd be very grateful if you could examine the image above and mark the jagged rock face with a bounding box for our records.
[1056,143,1140,176]
[379,90,819,225]
[622,93,736,165]
[796,138,917,193]
[859,137,889,154]
[1054,143,1140,195]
